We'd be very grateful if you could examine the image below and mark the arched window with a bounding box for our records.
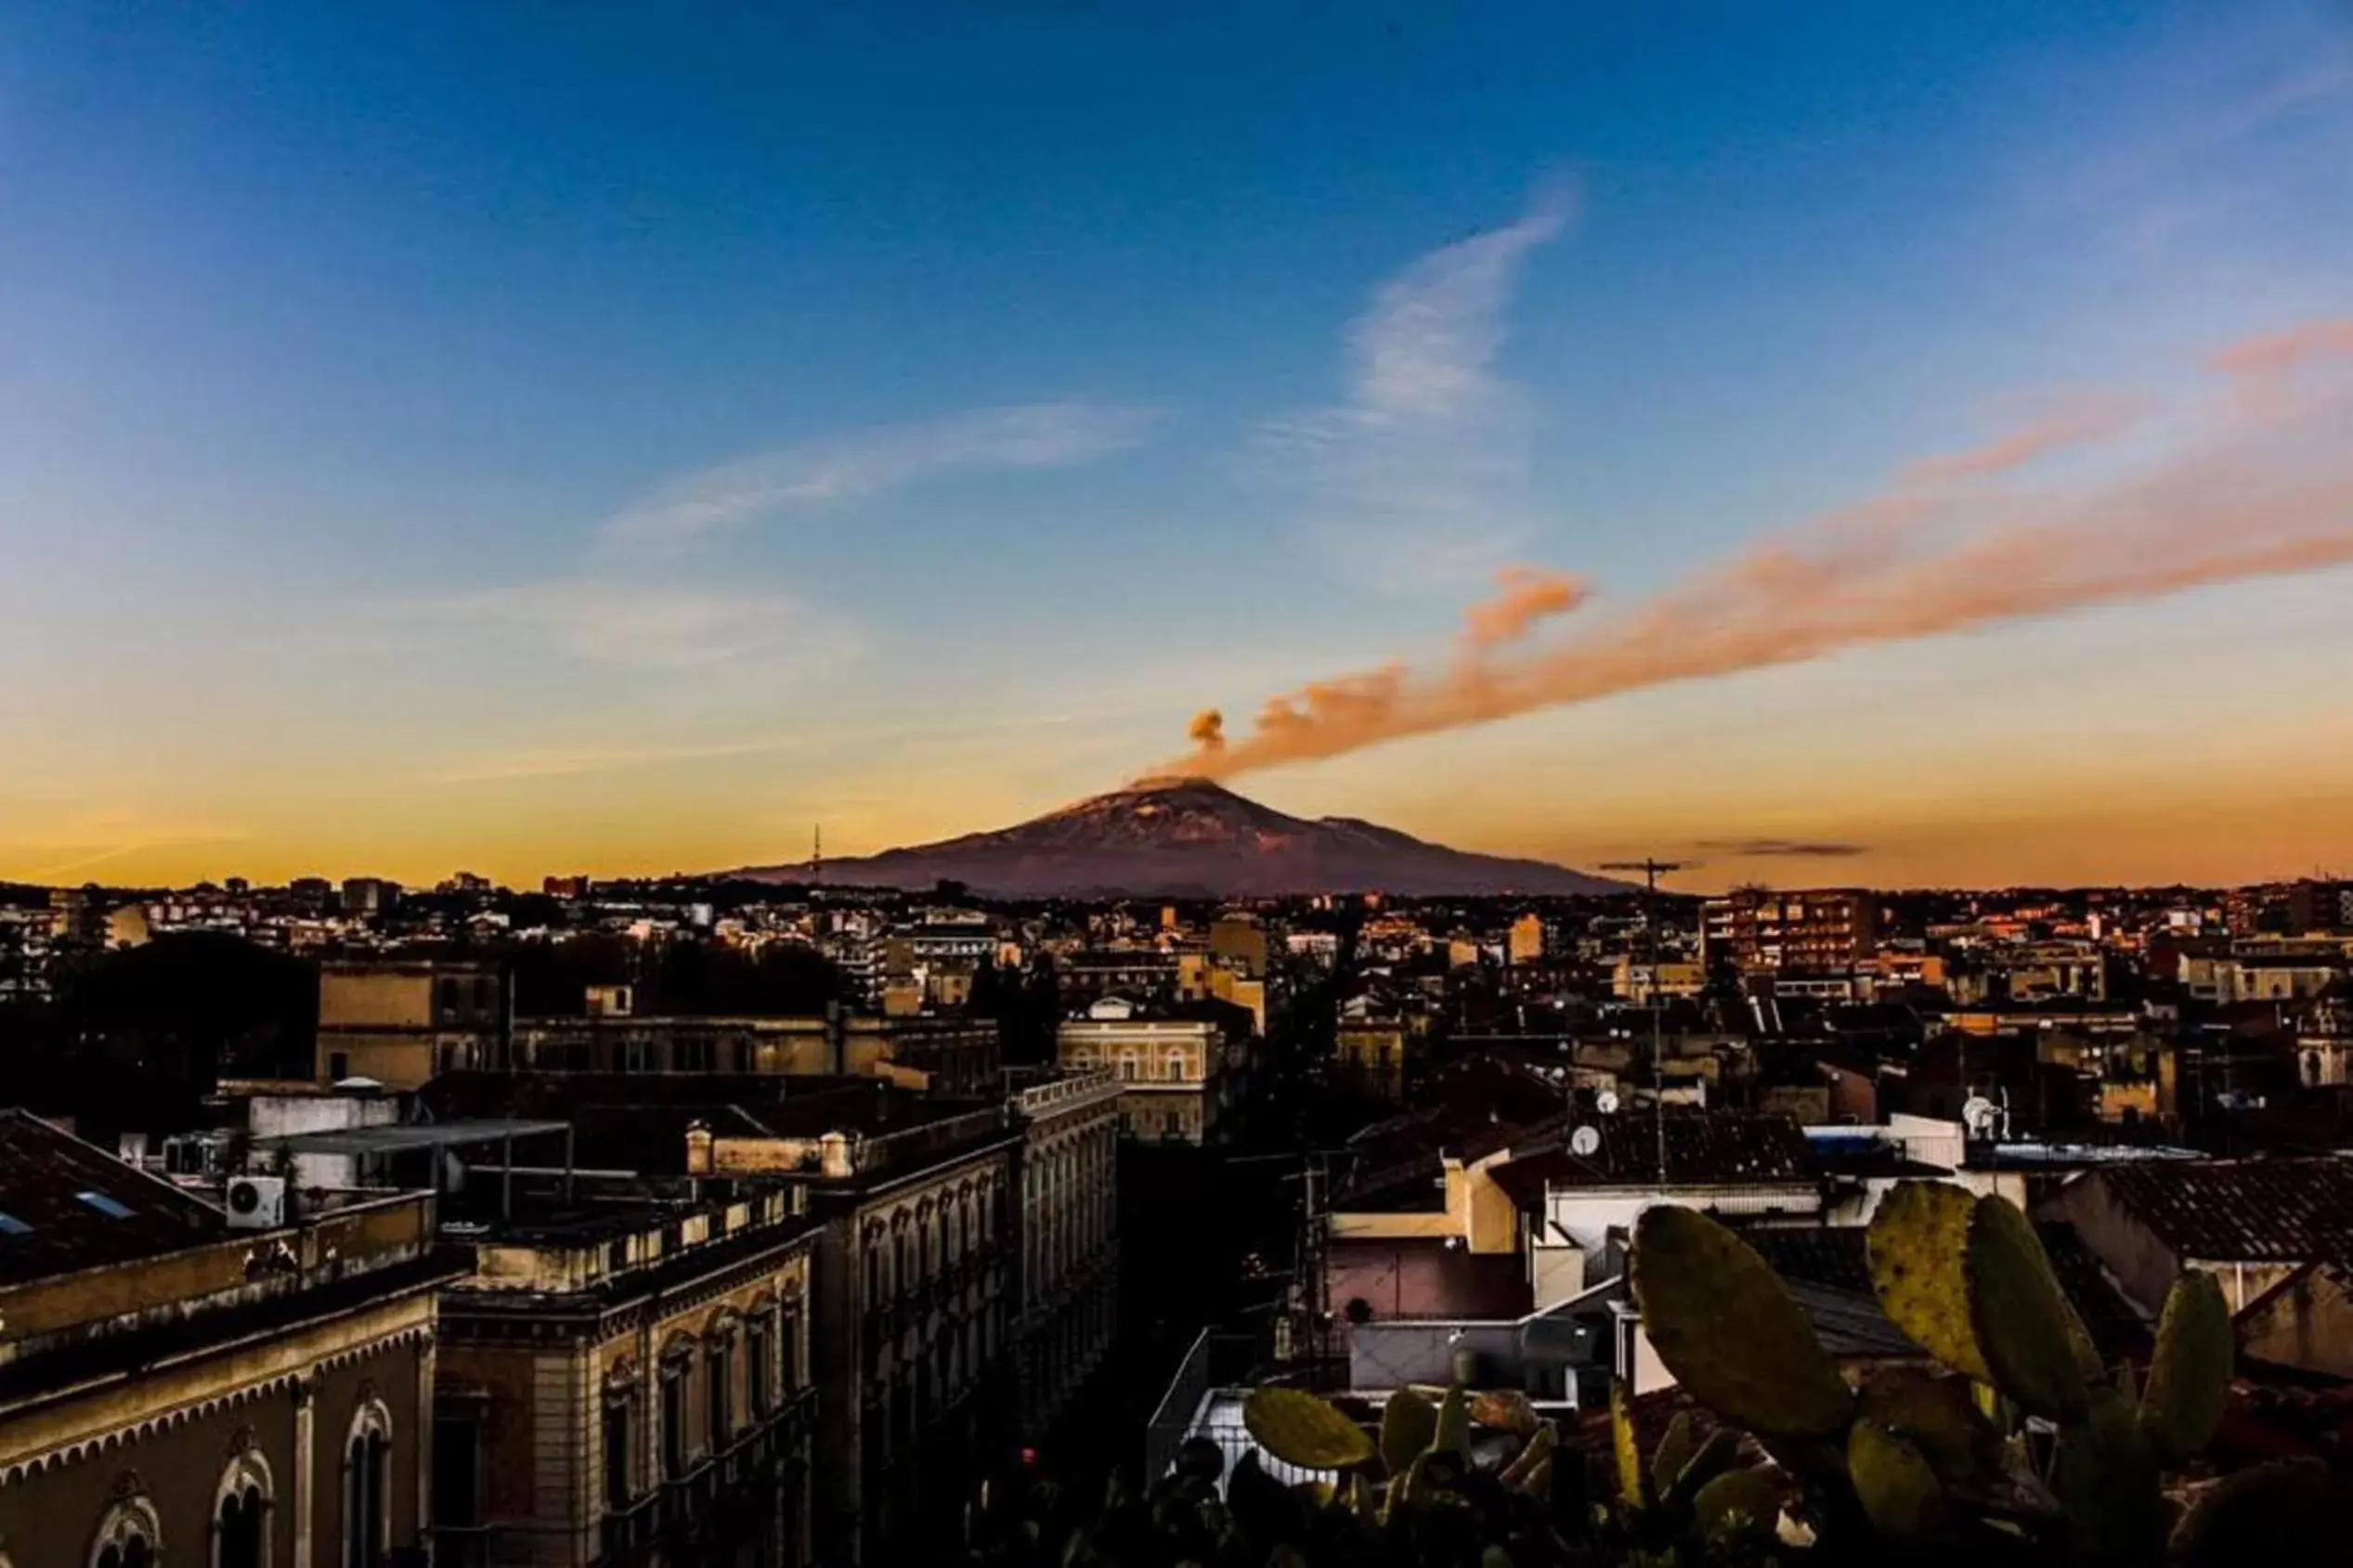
[214,1448,275,1568]
[343,1401,394,1568]
[90,1496,162,1568]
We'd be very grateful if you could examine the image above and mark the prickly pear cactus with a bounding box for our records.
[1632,1204,1853,1437]
[1649,1411,1696,1496]
[1857,1367,2002,1488]
[1866,1180,1989,1380]
[1242,1386,1375,1471]
[1848,1417,1952,1542]
[2054,1388,2164,1563]
[1610,1382,1645,1507]
[2140,1268,2231,1462]
[1690,1469,1784,1542]
[1965,1194,2098,1420]
[1432,1381,1471,1458]
[1377,1386,1437,1477]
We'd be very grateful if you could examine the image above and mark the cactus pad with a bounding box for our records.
[1610,1382,1644,1507]
[1866,1180,1988,1380]
[1632,1204,1853,1436]
[1965,1194,2095,1420]
[1690,1470,1784,1541]
[2054,1389,2164,1564]
[1857,1367,2002,1487]
[1849,1418,1952,1542]
[2140,1268,2231,1462]
[1378,1388,1437,1477]
[1242,1387,1375,1471]
[1433,1383,1471,1458]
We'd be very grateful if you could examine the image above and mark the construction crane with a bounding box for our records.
[1600,857,1695,894]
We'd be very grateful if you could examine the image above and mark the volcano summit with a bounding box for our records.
[732,777,1632,899]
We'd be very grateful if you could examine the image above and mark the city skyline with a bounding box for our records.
[6,4,2353,890]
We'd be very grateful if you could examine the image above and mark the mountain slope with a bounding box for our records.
[730,777,1632,897]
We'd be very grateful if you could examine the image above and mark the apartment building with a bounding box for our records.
[1702,888,1878,974]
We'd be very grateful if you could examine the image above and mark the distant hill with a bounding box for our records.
[729,776,1634,898]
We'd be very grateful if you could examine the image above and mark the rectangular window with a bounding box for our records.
[659,1370,687,1480]
[782,1305,803,1393]
[434,1413,481,1527]
[604,1398,633,1509]
[748,1319,773,1419]
[76,1190,135,1218]
[708,1341,734,1451]
[328,1051,350,1082]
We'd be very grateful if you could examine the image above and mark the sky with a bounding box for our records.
[4,1,2352,891]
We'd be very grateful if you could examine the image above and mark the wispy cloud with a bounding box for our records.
[427,577,855,674]
[1256,188,1575,590]
[1699,837,1871,860]
[600,401,1159,547]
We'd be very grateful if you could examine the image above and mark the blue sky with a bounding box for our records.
[4,2,2351,886]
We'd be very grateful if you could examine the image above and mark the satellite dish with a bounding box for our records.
[1961,1096,1999,1139]
[1569,1125,1603,1157]
[1594,1090,1621,1116]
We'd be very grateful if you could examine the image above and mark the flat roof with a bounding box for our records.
[258,1118,571,1156]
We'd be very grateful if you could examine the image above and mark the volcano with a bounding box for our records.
[730,777,1633,898]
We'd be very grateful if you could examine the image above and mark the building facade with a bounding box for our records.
[0,1111,453,1568]
[1702,888,1878,974]
[1008,1069,1121,1434]
[686,1096,1020,1565]
[432,1186,819,1568]
[512,1010,998,1098]
[1057,998,1245,1145]
[316,959,512,1089]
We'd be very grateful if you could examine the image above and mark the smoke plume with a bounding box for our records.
[1163,319,2353,781]
[1459,565,1591,650]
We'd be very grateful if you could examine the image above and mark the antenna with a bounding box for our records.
[812,823,823,887]
[1600,856,1690,1184]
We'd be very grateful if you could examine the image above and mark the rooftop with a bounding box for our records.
[2093,1159,2353,1262]
[0,1109,223,1287]
[1490,1111,1817,1197]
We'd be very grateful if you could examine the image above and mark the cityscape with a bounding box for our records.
[6,3,2353,1566]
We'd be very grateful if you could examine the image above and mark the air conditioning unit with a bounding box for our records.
[224,1175,288,1230]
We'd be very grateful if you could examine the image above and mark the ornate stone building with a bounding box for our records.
[686,1089,1021,1565]
[1008,1069,1121,1433]
[0,1109,454,1568]
[430,1183,819,1567]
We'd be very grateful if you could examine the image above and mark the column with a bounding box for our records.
[415,1338,437,1549]
[292,1375,317,1568]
